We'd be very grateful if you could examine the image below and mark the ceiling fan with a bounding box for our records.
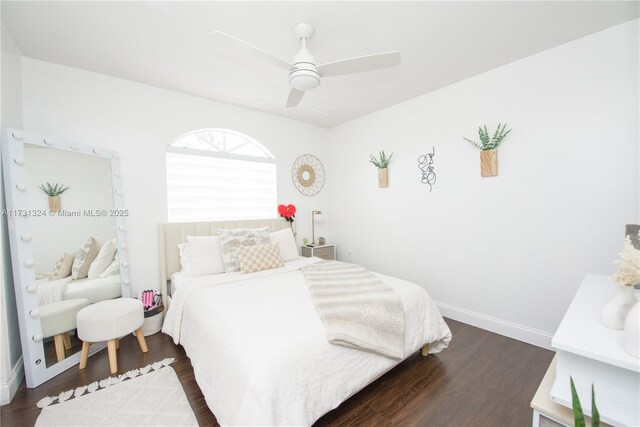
[212,23,401,108]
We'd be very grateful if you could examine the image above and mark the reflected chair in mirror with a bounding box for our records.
[40,298,90,363]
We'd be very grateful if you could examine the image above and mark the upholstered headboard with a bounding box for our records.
[158,218,289,305]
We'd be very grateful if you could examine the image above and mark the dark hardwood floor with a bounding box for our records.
[1,319,554,426]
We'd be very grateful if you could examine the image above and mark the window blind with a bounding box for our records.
[166,152,277,222]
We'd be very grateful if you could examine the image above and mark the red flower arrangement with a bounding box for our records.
[278,204,296,223]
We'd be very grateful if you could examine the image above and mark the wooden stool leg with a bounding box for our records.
[134,328,148,353]
[421,343,430,357]
[115,338,120,350]
[53,335,65,362]
[107,339,118,374]
[62,332,72,350]
[79,341,91,369]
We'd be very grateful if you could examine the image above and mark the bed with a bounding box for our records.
[160,219,452,426]
[35,274,122,306]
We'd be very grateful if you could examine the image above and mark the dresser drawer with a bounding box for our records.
[314,246,335,260]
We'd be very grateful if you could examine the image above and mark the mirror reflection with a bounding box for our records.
[24,144,121,367]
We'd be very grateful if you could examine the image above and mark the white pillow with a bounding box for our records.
[99,257,120,278]
[178,235,225,276]
[270,228,299,261]
[178,243,191,272]
[88,238,118,279]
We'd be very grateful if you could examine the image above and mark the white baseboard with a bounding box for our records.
[0,356,24,405]
[436,301,554,350]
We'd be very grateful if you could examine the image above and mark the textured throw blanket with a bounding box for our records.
[301,260,406,359]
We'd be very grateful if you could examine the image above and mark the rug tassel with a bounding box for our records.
[57,390,73,402]
[73,386,87,398]
[36,358,176,409]
[36,396,55,408]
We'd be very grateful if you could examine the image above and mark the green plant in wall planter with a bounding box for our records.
[38,182,69,212]
[463,123,511,177]
[369,150,393,188]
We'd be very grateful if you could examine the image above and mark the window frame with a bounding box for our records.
[166,128,276,164]
[165,128,278,223]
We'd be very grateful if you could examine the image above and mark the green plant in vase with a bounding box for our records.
[38,182,70,196]
[38,182,69,212]
[462,123,511,177]
[369,150,394,188]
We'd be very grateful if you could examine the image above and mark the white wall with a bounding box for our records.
[327,20,640,347]
[0,24,24,404]
[20,59,331,295]
[24,147,115,272]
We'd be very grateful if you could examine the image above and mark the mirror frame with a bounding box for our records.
[1,128,131,388]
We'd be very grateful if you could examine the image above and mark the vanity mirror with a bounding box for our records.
[1,129,130,388]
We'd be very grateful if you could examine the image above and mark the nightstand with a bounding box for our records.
[301,244,336,260]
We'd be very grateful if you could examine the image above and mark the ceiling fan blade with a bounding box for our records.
[317,51,401,77]
[286,88,305,108]
[212,31,292,71]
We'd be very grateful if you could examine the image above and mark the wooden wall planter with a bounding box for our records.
[480,149,498,177]
[378,168,389,188]
[48,195,60,212]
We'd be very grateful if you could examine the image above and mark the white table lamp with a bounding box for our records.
[312,210,322,246]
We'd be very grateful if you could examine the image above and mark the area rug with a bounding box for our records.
[35,358,198,426]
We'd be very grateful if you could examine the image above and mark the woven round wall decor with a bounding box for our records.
[292,154,325,196]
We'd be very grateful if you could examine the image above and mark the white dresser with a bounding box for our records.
[551,274,639,427]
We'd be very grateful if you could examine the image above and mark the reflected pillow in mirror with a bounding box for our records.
[88,238,118,279]
[48,253,75,280]
[218,227,270,273]
[99,257,120,278]
[269,228,299,261]
[71,237,99,280]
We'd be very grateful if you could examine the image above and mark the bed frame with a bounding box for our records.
[157,217,430,357]
[158,218,290,307]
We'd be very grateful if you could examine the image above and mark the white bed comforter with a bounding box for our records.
[163,257,452,426]
[36,276,73,306]
[35,274,122,306]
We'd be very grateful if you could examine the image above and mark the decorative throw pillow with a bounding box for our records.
[88,238,118,279]
[269,228,299,261]
[218,227,270,273]
[99,257,120,278]
[236,243,284,274]
[71,237,99,280]
[48,253,75,280]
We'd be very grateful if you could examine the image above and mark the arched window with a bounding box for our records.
[166,129,277,222]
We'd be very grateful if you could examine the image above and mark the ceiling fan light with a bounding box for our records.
[290,69,320,91]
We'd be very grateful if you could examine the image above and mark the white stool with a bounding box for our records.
[40,298,90,362]
[77,298,148,374]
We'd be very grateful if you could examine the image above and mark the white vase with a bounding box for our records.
[601,285,636,329]
[623,288,640,358]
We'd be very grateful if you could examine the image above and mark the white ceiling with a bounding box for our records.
[2,1,638,128]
